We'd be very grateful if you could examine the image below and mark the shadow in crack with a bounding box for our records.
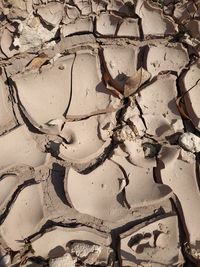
[51,163,69,206]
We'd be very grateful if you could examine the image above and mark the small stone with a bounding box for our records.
[179,148,195,163]
[49,253,75,267]
[70,242,102,265]
[0,253,11,266]
[143,142,160,158]
[179,132,200,153]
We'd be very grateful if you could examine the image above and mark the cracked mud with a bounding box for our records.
[0,0,200,266]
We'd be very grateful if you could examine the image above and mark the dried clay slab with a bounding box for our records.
[102,46,138,88]
[64,4,80,21]
[1,26,18,58]
[0,175,19,210]
[117,18,140,37]
[66,50,113,118]
[185,20,200,39]
[120,214,184,266]
[59,114,112,165]
[0,76,16,133]
[180,60,200,130]
[157,146,200,252]
[0,168,35,217]
[123,139,155,167]
[73,0,92,15]
[30,226,111,259]
[37,2,64,27]
[1,183,44,251]
[96,13,139,37]
[0,125,46,171]
[146,43,189,77]
[12,55,75,126]
[111,151,172,209]
[66,160,129,221]
[106,0,132,13]
[135,0,177,36]
[62,18,93,37]
[136,74,183,136]
[95,13,121,36]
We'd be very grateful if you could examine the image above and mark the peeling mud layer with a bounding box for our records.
[1,0,200,266]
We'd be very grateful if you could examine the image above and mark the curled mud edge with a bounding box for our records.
[0,0,200,266]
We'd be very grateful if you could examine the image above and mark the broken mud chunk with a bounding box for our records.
[185,20,200,39]
[66,50,113,117]
[117,18,140,37]
[157,146,200,255]
[0,174,19,211]
[120,215,184,266]
[180,60,200,130]
[146,43,189,77]
[64,5,80,22]
[58,115,112,165]
[0,76,17,134]
[66,160,128,221]
[0,1,198,266]
[102,46,138,88]
[135,0,177,36]
[0,125,46,170]
[12,55,74,126]
[136,74,183,137]
[1,27,18,58]
[31,226,111,259]
[73,0,92,15]
[1,184,43,251]
[96,13,122,36]
[37,2,63,27]
[62,18,93,37]
[111,153,172,209]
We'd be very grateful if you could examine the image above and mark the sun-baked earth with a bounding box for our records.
[0,0,200,266]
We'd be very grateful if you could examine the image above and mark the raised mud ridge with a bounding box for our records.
[0,0,200,266]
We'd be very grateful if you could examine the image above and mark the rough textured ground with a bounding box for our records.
[0,0,200,266]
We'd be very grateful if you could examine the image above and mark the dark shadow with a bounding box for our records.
[96,81,112,96]
[165,132,182,145]
[167,99,180,116]
[142,142,161,158]
[118,2,136,17]
[137,45,149,70]
[45,141,61,158]
[120,249,139,264]
[48,245,65,258]
[155,124,171,136]
[51,163,69,206]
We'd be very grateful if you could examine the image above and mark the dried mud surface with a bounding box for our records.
[0,0,200,266]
